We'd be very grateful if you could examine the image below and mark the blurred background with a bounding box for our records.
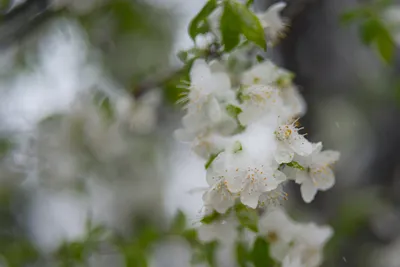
[0,0,399,266]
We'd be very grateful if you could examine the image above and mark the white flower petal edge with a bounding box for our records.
[293,143,340,203]
[258,2,288,44]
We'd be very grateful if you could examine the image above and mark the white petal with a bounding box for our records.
[211,73,231,92]
[215,116,237,135]
[214,196,235,213]
[310,166,335,190]
[294,170,309,183]
[241,191,260,209]
[270,241,290,262]
[226,174,244,193]
[300,180,317,203]
[311,142,323,154]
[317,150,340,166]
[190,59,211,85]
[206,170,219,186]
[273,170,287,183]
[274,143,294,164]
[207,97,222,123]
[288,134,312,156]
[282,256,303,267]
[298,223,333,247]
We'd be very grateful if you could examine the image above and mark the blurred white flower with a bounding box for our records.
[198,216,238,244]
[288,223,333,267]
[292,142,340,203]
[258,2,288,45]
[259,208,333,267]
[241,60,288,87]
[259,208,299,261]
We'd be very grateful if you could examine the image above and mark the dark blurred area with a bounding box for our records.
[0,0,399,266]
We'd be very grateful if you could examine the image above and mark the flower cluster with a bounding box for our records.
[259,208,333,267]
[175,2,340,266]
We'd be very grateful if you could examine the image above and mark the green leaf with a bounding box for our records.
[201,210,222,224]
[286,161,305,171]
[170,210,187,234]
[205,152,222,169]
[340,9,367,25]
[376,27,395,64]
[221,1,242,52]
[246,0,254,8]
[0,138,11,159]
[236,241,250,267]
[232,2,266,50]
[226,104,243,117]
[256,55,264,63]
[182,229,199,247]
[250,237,275,267]
[360,19,382,45]
[204,241,218,267]
[189,0,218,40]
[235,204,258,232]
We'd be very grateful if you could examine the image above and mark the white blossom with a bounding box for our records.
[280,86,307,119]
[191,132,233,160]
[292,142,340,203]
[259,208,333,267]
[203,154,237,213]
[258,2,288,44]
[175,59,237,142]
[282,256,303,267]
[259,208,299,261]
[198,216,238,244]
[241,61,306,119]
[241,60,291,87]
[181,59,234,112]
[289,223,333,267]
[207,150,286,209]
[238,84,284,125]
[258,184,288,208]
[274,121,312,164]
[174,108,237,143]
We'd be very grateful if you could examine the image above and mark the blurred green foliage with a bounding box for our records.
[341,0,396,64]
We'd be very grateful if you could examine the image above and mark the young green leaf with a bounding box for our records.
[189,0,218,40]
[232,2,266,50]
[250,237,275,267]
[286,161,305,171]
[235,204,258,232]
[201,210,222,224]
[376,27,395,64]
[236,241,250,267]
[246,0,254,8]
[360,19,382,45]
[170,210,187,234]
[221,1,242,52]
